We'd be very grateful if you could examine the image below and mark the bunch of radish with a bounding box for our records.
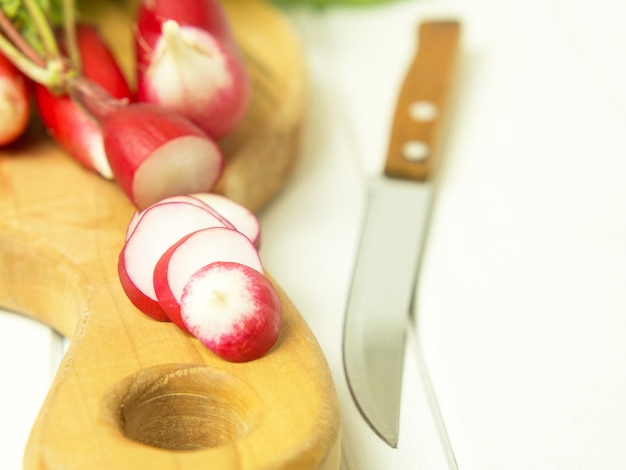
[0,0,250,211]
[119,193,281,362]
[0,2,281,361]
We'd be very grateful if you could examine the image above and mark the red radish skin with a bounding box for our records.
[153,227,263,330]
[119,201,228,319]
[135,0,250,139]
[192,192,261,248]
[180,261,282,362]
[118,250,170,322]
[34,25,132,178]
[0,54,29,146]
[135,0,235,53]
[125,194,235,241]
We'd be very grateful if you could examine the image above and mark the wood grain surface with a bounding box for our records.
[0,1,340,468]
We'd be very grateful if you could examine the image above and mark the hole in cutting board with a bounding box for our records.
[102,364,261,450]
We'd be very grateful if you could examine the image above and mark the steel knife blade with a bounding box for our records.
[343,20,461,448]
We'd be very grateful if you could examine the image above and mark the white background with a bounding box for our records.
[3,0,626,468]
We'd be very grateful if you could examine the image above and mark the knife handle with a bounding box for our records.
[384,20,461,182]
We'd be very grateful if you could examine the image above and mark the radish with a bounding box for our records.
[69,77,224,210]
[135,0,250,139]
[33,24,133,178]
[192,193,261,248]
[180,261,282,362]
[135,0,235,49]
[125,194,234,241]
[118,200,229,320]
[153,227,263,330]
[0,53,29,146]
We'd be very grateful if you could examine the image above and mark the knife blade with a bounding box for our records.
[343,20,461,448]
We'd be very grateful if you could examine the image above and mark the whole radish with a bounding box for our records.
[0,54,30,146]
[69,77,223,210]
[34,24,132,179]
[135,0,250,139]
[180,261,282,362]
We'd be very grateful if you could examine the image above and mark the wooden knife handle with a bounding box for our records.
[384,20,461,182]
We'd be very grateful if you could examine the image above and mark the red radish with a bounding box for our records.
[135,0,235,50]
[135,0,250,139]
[180,261,282,362]
[125,194,234,241]
[118,201,229,320]
[0,54,29,146]
[192,193,261,248]
[34,24,132,178]
[70,77,224,210]
[153,227,263,330]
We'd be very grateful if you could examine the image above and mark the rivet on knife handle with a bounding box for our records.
[385,21,461,182]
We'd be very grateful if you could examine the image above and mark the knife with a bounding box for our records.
[343,20,461,448]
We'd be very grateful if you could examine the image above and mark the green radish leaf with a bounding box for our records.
[1,0,64,56]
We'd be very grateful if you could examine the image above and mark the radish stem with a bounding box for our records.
[0,32,58,85]
[67,75,127,122]
[23,0,61,60]
[62,0,81,71]
[0,0,72,91]
[0,9,46,67]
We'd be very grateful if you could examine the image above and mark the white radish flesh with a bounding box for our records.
[180,261,282,362]
[128,133,222,210]
[192,192,261,248]
[125,194,234,241]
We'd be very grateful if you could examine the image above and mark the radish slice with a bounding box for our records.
[118,249,169,322]
[192,193,261,248]
[153,227,263,330]
[180,261,282,362]
[125,194,234,241]
[119,201,228,319]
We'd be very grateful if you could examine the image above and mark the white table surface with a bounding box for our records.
[3,0,626,468]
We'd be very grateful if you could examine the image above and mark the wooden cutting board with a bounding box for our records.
[0,1,341,469]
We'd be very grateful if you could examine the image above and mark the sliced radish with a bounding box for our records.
[117,250,169,322]
[119,201,228,319]
[192,193,261,248]
[180,261,282,362]
[68,77,224,211]
[125,194,234,241]
[100,102,224,210]
[153,227,263,330]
